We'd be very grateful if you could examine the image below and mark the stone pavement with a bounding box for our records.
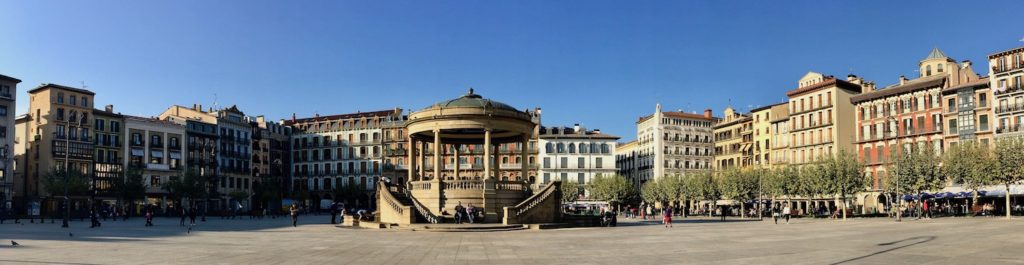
[1,215,1022,264]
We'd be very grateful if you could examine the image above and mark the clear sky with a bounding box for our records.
[2,0,1022,141]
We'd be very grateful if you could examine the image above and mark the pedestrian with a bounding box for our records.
[145,209,154,227]
[772,205,779,225]
[922,200,930,219]
[663,207,673,228]
[290,204,299,227]
[330,203,339,224]
[454,202,465,224]
[783,204,791,224]
[189,207,197,226]
[467,203,476,224]
[180,207,187,226]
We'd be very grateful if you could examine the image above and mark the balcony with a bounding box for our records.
[997,124,1024,134]
[995,84,1023,96]
[0,91,12,100]
[996,102,1024,114]
[992,62,1024,74]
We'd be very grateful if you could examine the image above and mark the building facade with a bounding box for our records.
[750,103,784,168]
[785,72,863,165]
[0,74,18,209]
[381,109,409,186]
[537,124,619,198]
[631,104,715,186]
[943,77,994,147]
[249,115,291,211]
[769,103,791,166]
[124,115,186,209]
[990,46,1024,139]
[614,140,641,187]
[713,107,751,169]
[19,84,96,215]
[92,105,124,204]
[285,110,399,209]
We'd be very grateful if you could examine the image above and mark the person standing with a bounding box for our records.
[330,203,339,224]
[290,204,299,227]
[180,207,187,226]
[188,207,197,226]
[922,200,930,219]
[145,208,154,227]
[772,205,779,225]
[783,204,791,224]
[663,207,673,228]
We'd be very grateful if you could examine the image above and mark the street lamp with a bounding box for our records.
[886,115,901,222]
[61,117,85,228]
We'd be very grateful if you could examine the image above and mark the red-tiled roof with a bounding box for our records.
[988,46,1024,58]
[285,109,399,125]
[850,75,946,104]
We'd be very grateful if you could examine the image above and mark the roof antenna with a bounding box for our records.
[213,93,219,111]
[80,81,87,90]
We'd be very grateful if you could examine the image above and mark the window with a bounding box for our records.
[578,157,585,168]
[151,176,161,186]
[595,157,603,168]
[0,106,6,117]
[56,108,65,121]
[937,64,944,73]
[560,157,568,169]
[925,65,932,76]
[568,143,576,154]
[81,97,88,107]
[948,119,957,134]
[979,93,987,107]
[57,92,64,104]
[545,143,553,153]
[70,95,77,106]
[947,99,955,112]
[980,115,989,131]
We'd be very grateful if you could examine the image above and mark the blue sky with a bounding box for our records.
[1,0,1022,141]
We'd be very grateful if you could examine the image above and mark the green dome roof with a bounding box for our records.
[426,88,519,111]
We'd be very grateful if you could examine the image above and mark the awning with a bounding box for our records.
[151,150,164,158]
[131,149,144,156]
[169,152,181,159]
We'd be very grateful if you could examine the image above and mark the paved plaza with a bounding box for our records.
[1,215,1022,265]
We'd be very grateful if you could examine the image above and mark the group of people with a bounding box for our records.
[771,205,792,224]
[178,207,199,226]
[453,202,479,224]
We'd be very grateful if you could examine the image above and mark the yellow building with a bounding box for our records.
[750,102,787,168]
[769,104,791,166]
[713,107,751,169]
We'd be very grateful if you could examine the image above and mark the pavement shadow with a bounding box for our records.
[830,236,937,265]
[0,215,331,243]
[615,218,761,227]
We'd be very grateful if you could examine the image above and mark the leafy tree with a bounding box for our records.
[228,191,250,210]
[686,171,720,217]
[764,165,799,206]
[42,168,91,197]
[640,179,664,206]
[110,168,147,216]
[718,169,758,218]
[586,174,636,210]
[889,146,944,219]
[821,149,866,220]
[993,138,1024,219]
[162,169,207,209]
[942,142,994,207]
[560,180,581,205]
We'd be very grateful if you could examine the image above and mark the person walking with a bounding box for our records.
[922,200,930,219]
[783,204,791,224]
[330,203,339,224]
[290,204,299,227]
[662,207,673,228]
[145,209,154,227]
[180,207,187,226]
[772,205,779,225]
[188,207,197,226]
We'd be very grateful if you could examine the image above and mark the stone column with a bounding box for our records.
[407,137,415,184]
[483,129,492,179]
[418,141,425,180]
[433,129,443,212]
[453,144,460,180]
[520,134,529,182]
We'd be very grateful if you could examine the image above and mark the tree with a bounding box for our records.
[718,169,758,218]
[889,146,944,219]
[764,165,799,207]
[42,168,91,197]
[942,142,994,208]
[640,179,664,206]
[228,191,250,210]
[110,168,146,217]
[586,174,636,210]
[686,171,720,217]
[795,163,827,215]
[993,138,1024,219]
[821,149,866,220]
[560,180,581,205]
[163,169,207,210]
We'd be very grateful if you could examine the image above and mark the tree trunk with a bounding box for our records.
[840,193,847,221]
[740,203,746,218]
[1006,184,1012,219]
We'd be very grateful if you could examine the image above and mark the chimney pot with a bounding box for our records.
[704,109,713,119]
[105,104,114,112]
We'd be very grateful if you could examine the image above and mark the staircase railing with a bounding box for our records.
[503,181,562,225]
[405,189,441,224]
[377,181,414,225]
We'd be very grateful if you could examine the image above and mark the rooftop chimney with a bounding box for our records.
[704,109,713,119]
[573,123,581,133]
[899,75,908,86]
[593,129,601,134]
[105,104,114,112]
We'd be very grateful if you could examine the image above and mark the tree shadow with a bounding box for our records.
[614,218,761,227]
[0,216,319,243]
[830,236,936,265]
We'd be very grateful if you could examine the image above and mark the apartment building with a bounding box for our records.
[769,103,791,166]
[0,74,17,209]
[989,46,1024,139]
[92,105,124,203]
[630,104,715,186]
[249,115,291,211]
[785,72,863,165]
[18,84,96,214]
[537,124,619,197]
[942,77,993,146]
[285,110,399,209]
[615,140,641,187]
[713,107,751,169]
[124,115,186,208]
[380,109,409,185]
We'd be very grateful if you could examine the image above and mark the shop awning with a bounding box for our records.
[131,149,144,156]
[151,150,163,158]
[169,152,181,159]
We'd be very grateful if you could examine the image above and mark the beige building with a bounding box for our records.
[769,104,791,166]
[124,115,186,208]
[614,140,641,187]
[750,103,786,168]
[0,74,18,209]
[785,72,863,165]
[713,107,751,169]
[92,105,124,204]
[943,77,993,147]
[989,46,1024,139]
[18,84,96,215]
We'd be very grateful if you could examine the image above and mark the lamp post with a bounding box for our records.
[886,115,901,222]
[61,117,85,228]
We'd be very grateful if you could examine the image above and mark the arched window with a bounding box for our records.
[591,144,599,153]
[579,143,589,154]
[545,143,553,153]
[937,63,944,73]
[568,143,576,153]
[556,143,565,153]
[925,65,932,76]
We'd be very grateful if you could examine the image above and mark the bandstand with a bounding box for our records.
[377,89,562,226]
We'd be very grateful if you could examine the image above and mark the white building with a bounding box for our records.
[626,104,716,186]
[123,115,186,209]
[537,124,618,197]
